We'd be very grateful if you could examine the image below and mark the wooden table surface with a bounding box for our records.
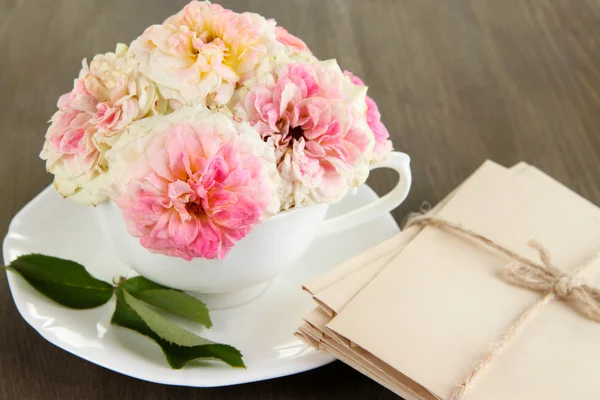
[2,0,600,398]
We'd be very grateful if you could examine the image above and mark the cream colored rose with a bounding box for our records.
[130,1,283,108]
[40,44,167,205]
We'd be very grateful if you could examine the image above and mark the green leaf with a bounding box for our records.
[119,277,211,328]
[7,254,114,309]
[119,276,169,292]
[122,290,212,346]
[134,289,212,328]
[112,288,244,369]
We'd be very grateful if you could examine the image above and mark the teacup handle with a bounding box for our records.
[318,151,412,237]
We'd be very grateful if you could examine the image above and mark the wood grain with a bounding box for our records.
[1,0,599,398]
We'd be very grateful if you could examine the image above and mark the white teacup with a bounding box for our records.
[94,151,411,308]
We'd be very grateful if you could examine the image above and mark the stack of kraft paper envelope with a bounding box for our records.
[296,161,600,400]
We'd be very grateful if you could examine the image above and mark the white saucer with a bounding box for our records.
[3,184,399,387]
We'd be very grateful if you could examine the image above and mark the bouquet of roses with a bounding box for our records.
[40,0,393,261]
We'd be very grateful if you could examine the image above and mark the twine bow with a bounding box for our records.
[405,215,600,399]
[503,241,600,323]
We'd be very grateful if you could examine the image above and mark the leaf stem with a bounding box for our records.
[113,275,127,286]
[2,265,16,273]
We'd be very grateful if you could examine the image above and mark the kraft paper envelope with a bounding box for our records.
[298,307,436,400]
[304,162,531,317]
[296,163,532,398]
[325,161,600,399]
[297,307,439,399]
[303,179,456,316]
[296,163,533,398]
[306,236,413,316]
[296,325,404,396]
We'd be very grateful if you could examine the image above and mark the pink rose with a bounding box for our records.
[107,107,279,260]
[234,60,374,209]
[343,70,393,161]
